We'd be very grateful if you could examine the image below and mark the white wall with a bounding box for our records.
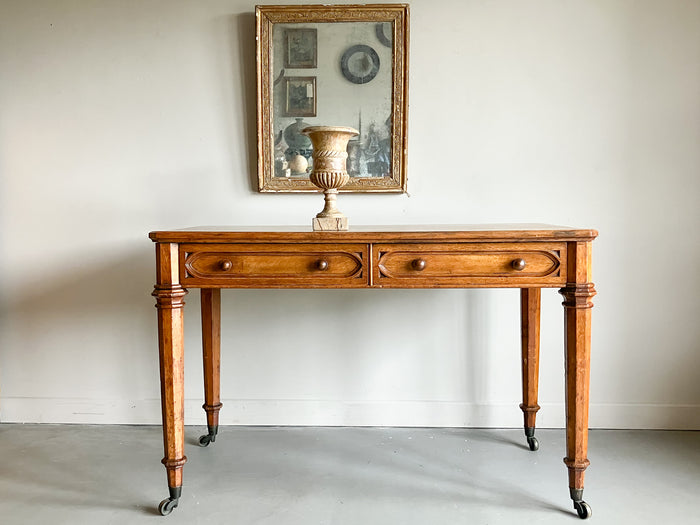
[1,0,698,429]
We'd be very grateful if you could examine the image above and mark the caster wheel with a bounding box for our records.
[527,436,539,451]
[158,498,178,516]
[198,431,216,447]
[574,500,591,519]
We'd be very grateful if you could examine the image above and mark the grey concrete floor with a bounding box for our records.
[0,425,698,524]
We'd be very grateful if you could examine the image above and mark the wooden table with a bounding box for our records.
[149,225,597,519]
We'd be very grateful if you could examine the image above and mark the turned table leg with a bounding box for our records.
[559,241,596,520]
[519,288,541,452]
[199,288,223,447]
[153,243,187,516]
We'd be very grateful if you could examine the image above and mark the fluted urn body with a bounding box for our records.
[301,126,359,231]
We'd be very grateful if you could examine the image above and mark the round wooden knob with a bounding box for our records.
[511,258,527,271]
[411,258,427,271]
[316,259,329,271]
[220,260,233,271]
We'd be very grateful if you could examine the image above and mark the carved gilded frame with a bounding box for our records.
[256,4,409,192]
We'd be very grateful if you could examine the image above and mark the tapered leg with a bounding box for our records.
[153,243,187,516]
[559,241,596,519]
[520,288,541,451]
[199,288,222,447]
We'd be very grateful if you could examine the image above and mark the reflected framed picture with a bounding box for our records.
[284,76,316,117]
[284,28,317,68]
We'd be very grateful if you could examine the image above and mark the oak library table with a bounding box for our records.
[149,225,597,519]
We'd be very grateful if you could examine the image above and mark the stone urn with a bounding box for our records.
[301,126,359,231]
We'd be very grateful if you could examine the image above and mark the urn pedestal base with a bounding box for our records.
[313,217,349,231]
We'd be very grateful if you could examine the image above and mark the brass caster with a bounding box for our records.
[198,426,218,447]
[574,500,592,519]
[524,427,539,451]
[158,498,178,516]
[527,436,539,451]
[158,486,181,516]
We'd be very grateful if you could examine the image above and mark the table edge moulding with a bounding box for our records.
[149,224,598,519]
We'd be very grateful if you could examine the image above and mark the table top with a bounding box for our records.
[149,224,598,243]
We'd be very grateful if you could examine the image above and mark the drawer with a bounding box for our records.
[373,242,566,287]
[180,243,368,288]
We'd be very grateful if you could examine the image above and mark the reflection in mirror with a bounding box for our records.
[256,5,409,192]
[273,22,392,179]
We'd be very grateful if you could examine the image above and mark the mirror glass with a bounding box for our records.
[256,5,409,192]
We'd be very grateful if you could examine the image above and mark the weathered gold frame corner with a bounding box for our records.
[256,4,409,193]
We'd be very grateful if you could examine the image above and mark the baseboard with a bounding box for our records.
[2,398,699,429]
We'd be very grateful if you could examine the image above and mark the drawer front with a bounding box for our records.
[180,243,368,288]
[373,242,566,287]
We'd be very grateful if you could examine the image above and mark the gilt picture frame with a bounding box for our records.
[283,28,317,68]
[284,76,316,117]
